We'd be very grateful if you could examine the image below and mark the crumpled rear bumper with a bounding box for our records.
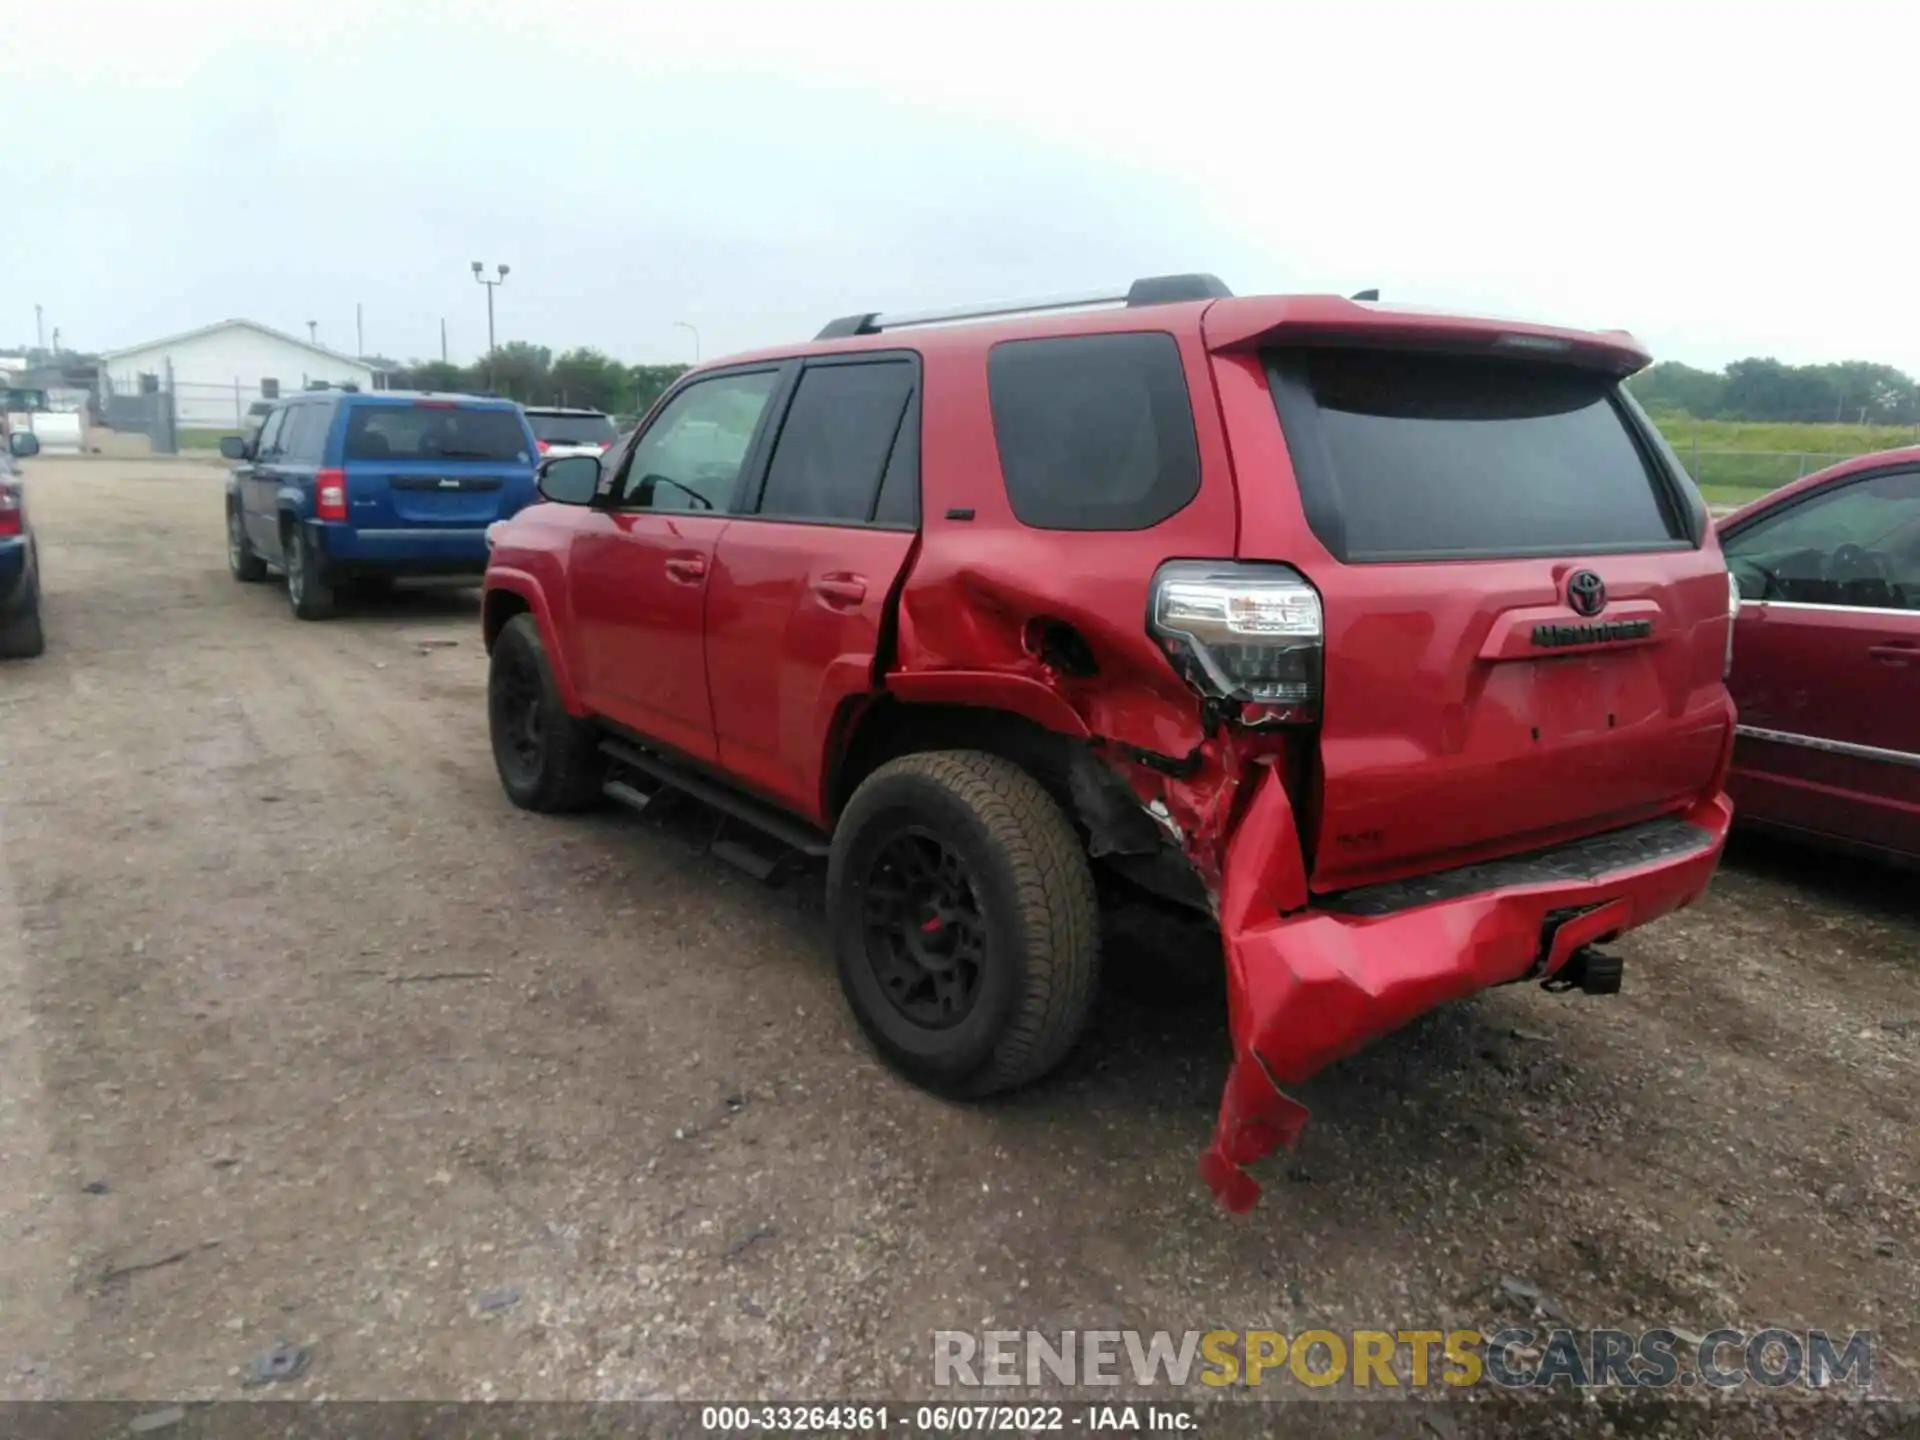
[1199,769,1733,1213]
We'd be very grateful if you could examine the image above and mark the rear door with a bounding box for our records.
[1721,466,1920,858]
[1227,344,1732,892]
[274,399,331,523]
[338,400,536,532]
[705,355,920,823]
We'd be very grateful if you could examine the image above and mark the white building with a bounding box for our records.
[100,320,385,428]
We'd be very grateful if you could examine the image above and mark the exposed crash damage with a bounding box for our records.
[892,530,1736,1215]
[1046,700,1733,1217]
[1196,769,1732,1212]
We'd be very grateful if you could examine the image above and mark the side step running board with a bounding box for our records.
[598,738,832,859]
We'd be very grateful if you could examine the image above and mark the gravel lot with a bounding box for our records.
[1,460,1914,1427]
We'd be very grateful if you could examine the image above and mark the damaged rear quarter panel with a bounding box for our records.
[891,326,1241,760]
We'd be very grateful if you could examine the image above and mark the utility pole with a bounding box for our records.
[356,303,364,357]
[440,318,448,363]
[34,305,44,351]
[471,262,510,391]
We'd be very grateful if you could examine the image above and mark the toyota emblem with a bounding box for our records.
[1566,570,1607,617]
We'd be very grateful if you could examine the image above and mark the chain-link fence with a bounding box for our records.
[169,378,279,433]
[98,364,177,454]
[96,368,383,453]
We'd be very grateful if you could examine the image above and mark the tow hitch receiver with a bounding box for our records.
[1543,946,1625,995]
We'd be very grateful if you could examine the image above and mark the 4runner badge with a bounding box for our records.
[1566,569,1607,617]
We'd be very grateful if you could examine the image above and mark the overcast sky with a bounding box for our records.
[8,0,1916,374]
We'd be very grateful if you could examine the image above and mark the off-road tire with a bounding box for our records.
[284,523,335,621]
[488,613,604,813]
[828,750,1100,1097]
[227,505,268,583]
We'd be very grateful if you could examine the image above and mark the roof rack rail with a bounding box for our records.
[815,272,1232,341]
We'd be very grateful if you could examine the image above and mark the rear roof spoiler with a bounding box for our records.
[1202,296,1650,375]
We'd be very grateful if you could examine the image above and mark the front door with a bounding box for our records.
[569,366,785,762]
[242,405,289,556]
[1722,464,1920,859]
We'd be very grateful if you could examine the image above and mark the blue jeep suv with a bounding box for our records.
[222,391,540,619]
[1,428,44,659]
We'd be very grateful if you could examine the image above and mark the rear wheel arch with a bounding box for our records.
[827,697,1083,829]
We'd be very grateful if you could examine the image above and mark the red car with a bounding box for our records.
[1720,448,1920,865]
[482,275,1739,1211]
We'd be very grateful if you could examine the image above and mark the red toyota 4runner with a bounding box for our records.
[481,275,1739,1212]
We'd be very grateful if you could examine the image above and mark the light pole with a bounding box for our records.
[673,320,701,363]
[471,262,510,390]
[306,320,318,344]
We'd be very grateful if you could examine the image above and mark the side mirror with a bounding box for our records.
[7,432,40,459]
[538,454,601,506]
[218,435,250,461]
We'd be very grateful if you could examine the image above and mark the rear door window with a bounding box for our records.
[987,332,1200,531]
[755,360,915,523]
[1267,349,1687,561]
[281,404,331,464]
[343,405,531,463]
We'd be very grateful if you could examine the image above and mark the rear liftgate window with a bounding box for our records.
[988,332,1200,531]
[526,412,618,446]
[343,405,531,463]
[1267,348,1687,561]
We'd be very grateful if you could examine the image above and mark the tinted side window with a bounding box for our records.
[616,370,780,512]
[282,404,332,464]
[757,361,915,523]
[1723,469,1920,610]
[872,388,921,527]
[255,406,289,457]
[987,332,1200,531]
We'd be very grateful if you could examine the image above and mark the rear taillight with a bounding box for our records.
[537,440,551,453]
[315,468,348,521]
[1724,569,1741,680]
[1149,561,1324,724]
[0,487,20,538]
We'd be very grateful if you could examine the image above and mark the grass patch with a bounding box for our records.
[1647,413,1920,501]
[177,427,242,451]
[1650,415,1920,454]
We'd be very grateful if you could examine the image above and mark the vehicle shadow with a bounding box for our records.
[328,582,483,625]
[1720,828,1916,922]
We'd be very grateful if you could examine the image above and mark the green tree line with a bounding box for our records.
[373,344,690,419]
[1628,356,1920,425]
